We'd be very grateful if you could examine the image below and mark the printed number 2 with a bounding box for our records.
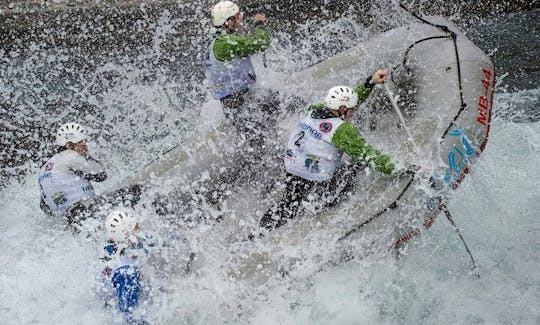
[294,131,305,147]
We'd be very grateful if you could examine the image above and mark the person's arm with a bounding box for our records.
[354,79,373,103]
[305,103,325,112]
[354,69,388,103]
[68,152,107,182]
[213,26,270,62]
[39,196,53,215]
[331,121,395,175]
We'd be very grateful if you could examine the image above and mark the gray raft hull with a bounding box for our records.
[124,17,495,282]
[229,17,495,281]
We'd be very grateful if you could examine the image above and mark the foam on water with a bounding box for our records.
[2,90,539,324]
[291,115,540,325]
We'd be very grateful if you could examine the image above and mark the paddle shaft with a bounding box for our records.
[383,82,419,153]
[443,206,480,279]
[185,252,196,274]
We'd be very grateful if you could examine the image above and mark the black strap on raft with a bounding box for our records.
[339,173,415,241]
[442,204,481,279]
[401,35,450,75]
[339,4,469,243]
[398,2,467,140]
[400,3,480,279]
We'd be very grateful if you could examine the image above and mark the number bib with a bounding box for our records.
[284,113,345,181]
[38,151,96,216]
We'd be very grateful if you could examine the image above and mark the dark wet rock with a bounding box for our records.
[1,1,538,54]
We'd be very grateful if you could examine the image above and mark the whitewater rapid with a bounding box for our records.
[1,4,539,324]
[1,88,539,324]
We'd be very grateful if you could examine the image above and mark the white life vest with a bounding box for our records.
[284,113,346,181]
[100,242,138,284]
[38,150,103,216]
[100,232,159,283]
[204,39,257,100]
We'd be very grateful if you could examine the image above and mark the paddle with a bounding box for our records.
[442,204,481,279]
[383,81,419,153]
[383,80,479,278]
[185,252,196,274]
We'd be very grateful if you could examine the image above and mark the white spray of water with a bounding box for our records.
[1,5,538,324]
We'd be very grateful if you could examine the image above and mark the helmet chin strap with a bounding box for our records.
[338,106,349,118]
[224,15,238,33]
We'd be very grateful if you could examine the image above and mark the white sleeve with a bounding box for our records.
[66,151,105,174]
[62,151,107,182]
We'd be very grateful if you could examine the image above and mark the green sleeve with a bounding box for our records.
[331,121,395,175]
[213,26,270,62]
[354,82,372,103]
[306,103,325,112]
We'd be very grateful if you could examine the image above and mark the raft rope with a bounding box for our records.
[338,173,415,241]
[397,3,480,278]
[339,4,470,250]
[398,1,467,139]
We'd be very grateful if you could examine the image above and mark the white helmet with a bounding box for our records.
[324,86,359,110]
[55,122,88,147]
[211,1,239,27]
[105,210,138,243]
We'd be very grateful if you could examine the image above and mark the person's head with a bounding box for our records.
[324,86,359,120]
[211,1,242,33]
[104,210,140,244]
[55,122,89,156]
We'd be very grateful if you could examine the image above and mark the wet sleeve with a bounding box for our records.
[354,81,373,103]
[69,153,108,182]
[331,121,395,175]
[306,103,325,112]
[213,26,271,62]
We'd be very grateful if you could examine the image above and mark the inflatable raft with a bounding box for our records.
[123,14,495,282]
[227,15,495,282]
